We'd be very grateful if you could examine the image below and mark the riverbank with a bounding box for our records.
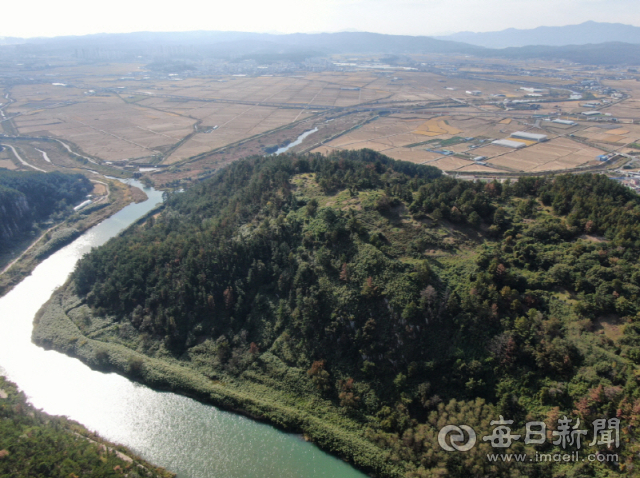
[0,179,148,298]
[33,283,403,478]
[0,375,175,478]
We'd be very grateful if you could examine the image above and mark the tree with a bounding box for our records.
[361,276,379,297]
[306,198,318,217]
[338,378,360,410]
[493,207,508,229]
[223,286,234,309]
[468,210,481,227]
[339,263,349,282]
[308,360,331,393]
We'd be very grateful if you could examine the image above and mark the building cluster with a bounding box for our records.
[614,175,640,194]
[492,131,548,149]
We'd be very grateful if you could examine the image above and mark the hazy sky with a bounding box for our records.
[3,0,640,38]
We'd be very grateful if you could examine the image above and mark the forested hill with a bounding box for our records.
[0,170,92,246]
[40,149,640,477]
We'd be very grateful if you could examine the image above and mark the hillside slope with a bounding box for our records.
[34,150,640,477]
[0,170,92,248]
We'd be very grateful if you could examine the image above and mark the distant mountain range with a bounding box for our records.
[477,41,640,65]
[437,21,640,48]
[10,30,486,56]
[3,27,640,66]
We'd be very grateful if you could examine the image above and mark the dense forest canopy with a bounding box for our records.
[66,150,640,477]
[0,169,92,247]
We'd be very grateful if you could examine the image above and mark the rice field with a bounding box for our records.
[4,62,638,178]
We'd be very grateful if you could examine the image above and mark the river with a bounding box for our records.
[274,128,319,155]
[0,180,367,478]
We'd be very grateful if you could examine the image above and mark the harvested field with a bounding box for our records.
[456,163,504,173]
[573,124,638,145]
[10,95,195,162]
[378,148,444,163]
[413,117,461,135]
[486,137,603,172]
[162,106,314,163]
[91,183,107,196]
[470,145,515,157]
[429,156,476,170]
[0,159,17,170]
[319,114,523,154]
[134,75,391,107]
[4,62,638,181]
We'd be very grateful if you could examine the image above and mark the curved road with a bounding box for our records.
[1,143,46,172]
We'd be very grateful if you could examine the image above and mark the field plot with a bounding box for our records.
[0,138,106,172]
[0,148,18,170]
[604,101,640,119]
[320,116,437,152]
[443,115,525,139]
[413,117,461,136]
[313,113,572,172]
[6,73,396,165]
[4,63,633,179]
[486,137,603,172]
[488,74,574,87]
[31,64,144,80]
[374,148,444,163]
[429,156,475,170]
[576,125,638,146]
[320,114,513,153]
[578,126,630,144]
[162,106,314,163]
[456,163,505,173]
[471,144,516,157]
[134,75,391,108]
[9,91,195,162]
[363,71,537,102]
[8,84,89,113]
[2,143,55,172]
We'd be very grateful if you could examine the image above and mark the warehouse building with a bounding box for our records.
[510,131,548,142]
[520,87,548,93]
[552,119,577,126]
[492,139,526,149]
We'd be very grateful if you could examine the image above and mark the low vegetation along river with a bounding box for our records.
[0,180,367,478]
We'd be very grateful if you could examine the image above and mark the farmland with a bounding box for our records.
[1,53,640,188]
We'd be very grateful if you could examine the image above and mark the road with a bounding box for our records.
[0,224,60,275]
[0,143,47,172]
